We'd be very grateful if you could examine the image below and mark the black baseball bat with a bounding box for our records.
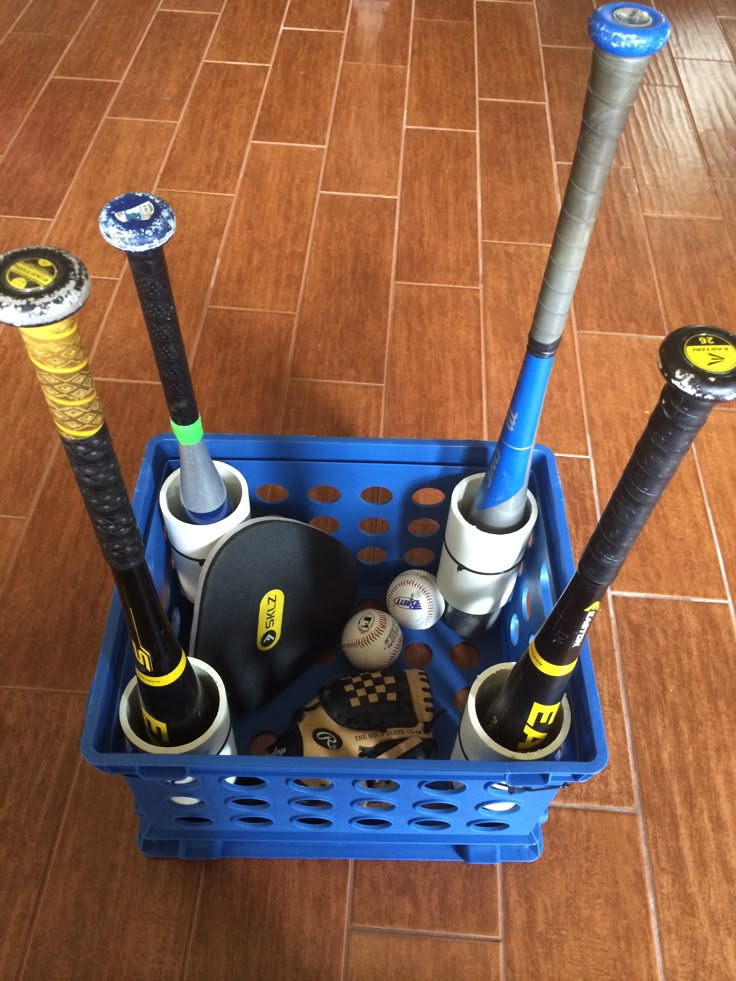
[482,325,736,752]
[98,192,231,525]
[0,246,219,747]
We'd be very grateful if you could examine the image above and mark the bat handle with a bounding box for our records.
[98,193,199,426]
[99,192,231,525]
[580,325,736,588]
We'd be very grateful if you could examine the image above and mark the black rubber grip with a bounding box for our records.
[579,384,714,588]
[61,425,146,571]
[126,249,199,427]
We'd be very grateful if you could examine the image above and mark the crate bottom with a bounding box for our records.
[136,820,544,864]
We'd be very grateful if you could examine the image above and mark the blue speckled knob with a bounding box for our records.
[589,3,670,57]
[98,192,176,253]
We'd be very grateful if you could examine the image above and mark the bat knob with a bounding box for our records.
[98,191,176,253]
[0,246,90,327]
[659,326,736,405]
[589,4,670,57]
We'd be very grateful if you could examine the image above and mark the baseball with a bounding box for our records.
[340,609,403,670]
[385,569,446,630]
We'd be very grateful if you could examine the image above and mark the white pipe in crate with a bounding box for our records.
[159,461,251,603]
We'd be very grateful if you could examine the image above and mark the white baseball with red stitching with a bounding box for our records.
[340,609,403,670]
[385,569,446,630]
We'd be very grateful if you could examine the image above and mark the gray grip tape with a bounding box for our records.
[530,50,650,348]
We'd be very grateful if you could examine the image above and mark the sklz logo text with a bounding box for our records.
[395,597,422,610]
[257,588,284,651]
[571,601,600,648]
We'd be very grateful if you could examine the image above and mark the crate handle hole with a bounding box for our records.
[420,780,466,795]
[225,776,267,788]
[450,642,480,671]
[469,820,511,832]
[354,779,400,793]
[235,816,273,826]
[352,799,395,812]
[403,643,433,669]
[308,485,341,504]
[351,817,392,830]
[255,483,288,503]
[292,816,333,828]
[229,798,270,809]
[309,515,340,534]
[479,801,520,814]
[290,798,334,811]
[415,801,458,814]
[408,517,440,538]
[290,778,334,791]
[360,486,392,505]
[411,487,445,507]
[173,815,213,825]
[410,818,451,831]
[359,517,390,535]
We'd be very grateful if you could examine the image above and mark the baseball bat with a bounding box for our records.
[470,4,670,533]
[0,246,219,747]
[98,192,231,525]
[481,325,736,753]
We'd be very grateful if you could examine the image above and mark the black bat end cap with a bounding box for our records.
[659,325,736,404]
[0,246,90,328]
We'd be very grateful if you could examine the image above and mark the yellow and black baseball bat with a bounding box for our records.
[0,246,218,747]
[483,325,736,752]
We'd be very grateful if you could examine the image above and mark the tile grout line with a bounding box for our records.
[340,860,355,981]
[612,590,729,604]
[473,0,488,444]
[349,924,503,944]
[606,592,668,981]
[178,865,207,981]
[378,0,417,438]
[690,441,736,626]
[273,2,355,434]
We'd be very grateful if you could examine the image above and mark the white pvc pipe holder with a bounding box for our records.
[451,661,572,762]
[159,460,250,603]
[119,657,237,804]
[437,473,538,628]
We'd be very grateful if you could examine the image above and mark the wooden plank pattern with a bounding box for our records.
[57,0,158,79]
[323,63,406,195]
[397,128,479,286]
[109,11,216,121]
[0,79,116,219]
[1,4,736,978]
[211,144,322,312]
[254,29,343,145]
[293,194,396,383]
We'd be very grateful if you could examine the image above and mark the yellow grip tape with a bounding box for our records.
[19,318,103,438]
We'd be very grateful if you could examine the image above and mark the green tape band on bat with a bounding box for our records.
[171,416,204,445]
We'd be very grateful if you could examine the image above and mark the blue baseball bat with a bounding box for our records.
[470,3,670,533]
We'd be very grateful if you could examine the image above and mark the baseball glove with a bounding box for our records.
[265,668,435,759]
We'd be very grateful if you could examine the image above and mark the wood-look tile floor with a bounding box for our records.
[1,1,735,978]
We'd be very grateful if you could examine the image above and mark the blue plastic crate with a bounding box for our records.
[81,434,607,863]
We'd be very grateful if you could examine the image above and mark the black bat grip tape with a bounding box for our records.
[61,425,146,571]
[579,388,711,588]
[126,249,199,427]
